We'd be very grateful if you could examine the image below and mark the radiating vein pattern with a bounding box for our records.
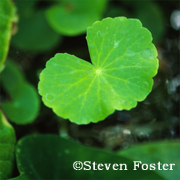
[39,17,158,124]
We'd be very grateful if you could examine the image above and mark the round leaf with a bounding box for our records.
[1,61,40,124]
[46,0,107,36]
[2,83,40,124]
[38,17,158,124]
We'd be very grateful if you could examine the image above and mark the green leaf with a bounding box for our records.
[0,0,14,72]
[0,110,16,180]
[38,17,158,124]
[11,134,165,180]
[11,1,61,52]
[118,141,180,180]
[46,0,108,36]
[1,61,40,124]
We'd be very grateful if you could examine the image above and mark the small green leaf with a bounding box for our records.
[118,141,180,180]
[38,17,158,124]
[11,1,61,52]
[0,110,16,180]
[1,61,40,124]
[46,0,108,36]
[11,135,165,180]
[0,0,14,72]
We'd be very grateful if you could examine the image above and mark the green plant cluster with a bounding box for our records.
[0,0,179,180]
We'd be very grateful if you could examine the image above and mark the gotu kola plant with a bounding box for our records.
[38,17,158,124]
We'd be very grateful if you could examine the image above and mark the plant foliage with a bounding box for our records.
[1,61,40,124]
[0,0,15,72]
[0,110,16,179]
[38,17,158,124]
[118,141,180,180]
[11,0,61,52]
[46,0,108,36]
[10,134,164,180]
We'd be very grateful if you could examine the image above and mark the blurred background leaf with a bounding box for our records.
[0,0,15,72]
[118,141,180,180]
[11,0,61,53]
[46,0,108,36]
[10,134,165,180]
[0,110,16,179]
[1,60,40,124]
